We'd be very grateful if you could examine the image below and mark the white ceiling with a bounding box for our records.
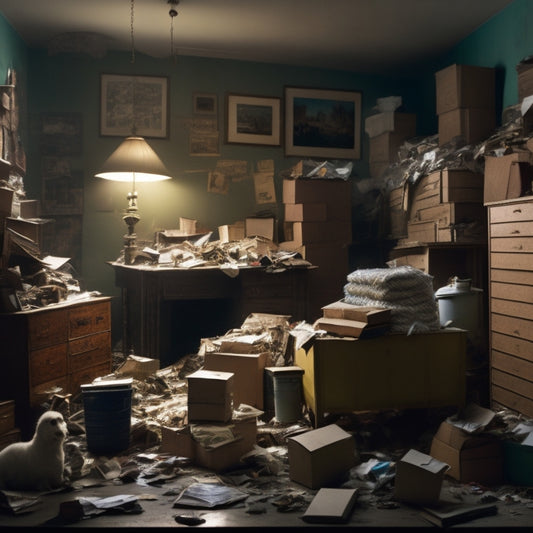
[0,0,515,73]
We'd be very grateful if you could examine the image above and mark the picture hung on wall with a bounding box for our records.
[226,94,281,146]
[100,74,169,138]
[284,87,361,159]
[193,93,217,115]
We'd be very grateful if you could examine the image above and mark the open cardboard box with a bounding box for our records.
[287,424,356,489]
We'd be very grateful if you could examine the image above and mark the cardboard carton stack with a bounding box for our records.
[280,177,352,320]
[159,369,259,472]
[0,399,20,451]
[365,111,417,179]
[435,63,496,146]
[314,300,391,339]
[403,168,486,244]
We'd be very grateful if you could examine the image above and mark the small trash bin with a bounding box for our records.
[265,366,304,423]
[81,378,133,455]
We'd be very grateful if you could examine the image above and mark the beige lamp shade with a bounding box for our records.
[95,136,172,182]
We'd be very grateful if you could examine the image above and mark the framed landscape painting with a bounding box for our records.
[284,87,361,159]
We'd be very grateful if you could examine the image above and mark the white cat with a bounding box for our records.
[0,410,68,491]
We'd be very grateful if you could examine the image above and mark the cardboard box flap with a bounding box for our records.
[434,421,495,450]
[290,424,352,453]
[402,449,449,475]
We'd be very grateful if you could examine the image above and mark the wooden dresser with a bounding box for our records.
[0,296,112,438]
[487,197,533,417]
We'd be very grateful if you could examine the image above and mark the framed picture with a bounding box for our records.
[189,130,220,156]
[226,94,281,146]
[193,93,217,115]
[284,86,362,159]
[100,74,169,138]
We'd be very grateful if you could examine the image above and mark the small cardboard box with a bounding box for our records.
[287,423,356,489]
[218,221,245,242]
[245,217,276,241]
[187,369,234,404]
[321,300,391,325]
[394,449,449,504]
[484,152,532,204]
[203,351,267,409]
[0,187,14,217]
[438,107,495,146]
[435,64,495,115]
[430,421,503,485]
[116,354,160,380]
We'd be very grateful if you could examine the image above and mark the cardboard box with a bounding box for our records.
[484,152,532,204]
[369,160,390,179]
[282,178,351,209]
[394,449,449,504]
[218,221,245,242]
[435,64,495,115]
[116,354,160,380]
[438,107,495,146]
[160,417,257,472]
[186,369,234,422]
[245,217,275,241]
[0,187,14,217]
[287,424,356,489]
[284,202,327,222]
[292,220,352,245]
[430,421,503,485]
[409,169,484,215]
[301,487,358,524]
[364,112,416,139]
[321,300,391,325]
[313,316,389,339]
[369,132,405,164]
[294,330,467,427]
[516,61,533,101]
[203,351,267,409]
[412,201,486,227]
[19,199,40,219]
[4,217,56,255]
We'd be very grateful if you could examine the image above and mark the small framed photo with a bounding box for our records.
[226,94,281,146]
[284,86,362,159]
[193,93,217,115]
[100,74,169,138]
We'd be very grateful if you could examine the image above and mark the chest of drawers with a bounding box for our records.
[487,197,533,417]
[0,296,112,438]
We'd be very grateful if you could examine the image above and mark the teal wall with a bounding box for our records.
[1,0,531,346]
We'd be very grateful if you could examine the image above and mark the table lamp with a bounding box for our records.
[95,136,172,265]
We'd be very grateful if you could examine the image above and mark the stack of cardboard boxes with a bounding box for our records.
[366,111,417,179]
[435,63,496,146]
[280,177,352,320]
[0,400,19,451]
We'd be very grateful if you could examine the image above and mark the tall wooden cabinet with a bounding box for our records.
[487,197,533,417]
[0,296,112,438]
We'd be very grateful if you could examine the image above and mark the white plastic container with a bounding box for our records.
[435,277,484,354]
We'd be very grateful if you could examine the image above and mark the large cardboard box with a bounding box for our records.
[430,421,503,485]
[287,424,356,489]
[203,351,267,409]
[368,132,405,164]
[282,179,351,209]
[394,449,449,504]
[292,220,352,245]
[294,330,467,427]
[364,111,416,139]
[284,202,327,222]
[435,64,495,115]
[483,152,532,204]
[438,107,495,146]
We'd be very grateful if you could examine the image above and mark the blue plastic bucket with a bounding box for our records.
[82,385,132,455]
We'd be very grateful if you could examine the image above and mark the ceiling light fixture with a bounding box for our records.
[168,0,179,60]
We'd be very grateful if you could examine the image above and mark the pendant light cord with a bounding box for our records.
[130,0,135,64]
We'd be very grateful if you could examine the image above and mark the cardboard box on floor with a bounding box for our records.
[116,354,160,380]
[394,449,449,505]
[287,424,356,489]
[430,421,503,485]
[203,351,267,409]
[160,416,257,472]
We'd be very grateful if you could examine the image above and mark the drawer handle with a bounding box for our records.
[512,209,522,213]
[75,318,90,327]
[511,230,520,234]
